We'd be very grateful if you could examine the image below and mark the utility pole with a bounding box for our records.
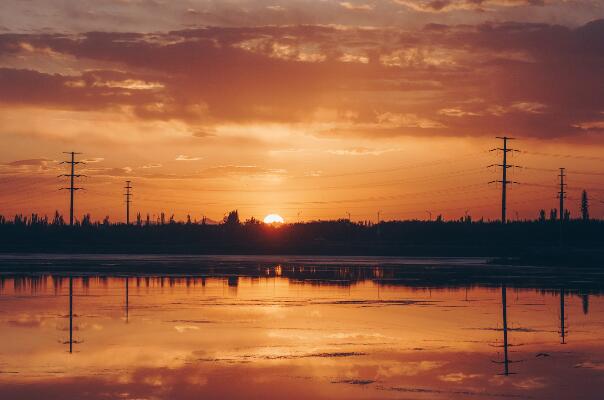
[502,285,509,375]
[69,276,73,353]
[59,152,85,226]
[125,277,129,323]
[124,181,133,225]
[489,137,519,224]
[558,168,567,224]
[559,288,567,344]
[491,285,518,375]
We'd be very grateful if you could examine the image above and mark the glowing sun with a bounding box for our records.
[264,214,285,224]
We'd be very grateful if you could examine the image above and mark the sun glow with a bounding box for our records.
[263,214,285,224]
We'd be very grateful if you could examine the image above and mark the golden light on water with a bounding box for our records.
[263,214,284,224]
[2,271,604,400]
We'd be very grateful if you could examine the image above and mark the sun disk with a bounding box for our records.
[264,214,285,224]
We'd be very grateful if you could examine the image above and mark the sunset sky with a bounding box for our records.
[1,0,603,223]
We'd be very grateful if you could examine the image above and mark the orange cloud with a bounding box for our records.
[0,20,602,140]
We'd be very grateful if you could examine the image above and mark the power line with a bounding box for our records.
[83,182,554,220]
[117,182,492,206]
[521,166,559,173]
[521,166,604,176]
[567,170,604,176]
[522,150,604,162]
[149,167,491,194]
[59,152,85,226]
[275,194,555,220]
[520,182,559,189]
[290,150,491,180]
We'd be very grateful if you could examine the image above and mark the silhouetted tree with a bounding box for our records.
[549,209,557,222]
[81,214,92,227]
[223,210,240,226]
[564,209,571,221]
[14,214,25,226]
[245,217,262,225]
[30,213,39,226]
[581,190,589,221]
[538,209,546,222]
[52,211,65,226]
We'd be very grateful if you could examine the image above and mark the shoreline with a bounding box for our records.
[1,245,603,267]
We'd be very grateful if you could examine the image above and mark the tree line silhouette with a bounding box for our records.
[1,204,603,262]
[0,189,594,228]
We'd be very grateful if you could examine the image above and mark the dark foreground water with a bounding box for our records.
[0,255,603,399]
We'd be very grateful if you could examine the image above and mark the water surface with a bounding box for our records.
[0,256,603,399]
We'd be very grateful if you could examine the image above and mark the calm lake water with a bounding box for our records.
[0,255,603,399]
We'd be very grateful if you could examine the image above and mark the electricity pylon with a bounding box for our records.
[124,181,133,225]
[489,137,519,223]
[59,152,85,226]
[558,168,567,224]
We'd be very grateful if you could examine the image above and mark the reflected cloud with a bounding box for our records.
[439,371,482,382]
[7,313,46,328]
[174,325,200,333]
[0,265,603,399]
